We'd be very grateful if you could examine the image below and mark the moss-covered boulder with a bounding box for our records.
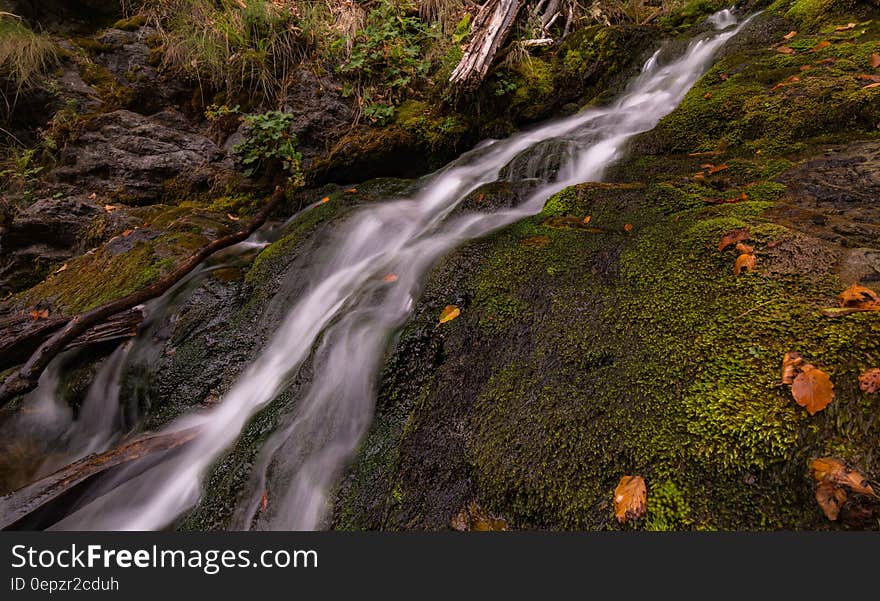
[334,2,880,531]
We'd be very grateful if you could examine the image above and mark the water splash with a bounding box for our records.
[50,10,754,531]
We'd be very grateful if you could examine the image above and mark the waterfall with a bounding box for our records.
[45,10,754,531]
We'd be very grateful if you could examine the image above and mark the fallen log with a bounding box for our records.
[0,308,144,371]
[0,427,200,530]
[0,185,285,406]
[449,0,524,91]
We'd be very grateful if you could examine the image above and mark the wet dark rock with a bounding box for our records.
[0,196,102,293]
[50,109,232,204]
[282,70,354,168]
[774,142,880,252]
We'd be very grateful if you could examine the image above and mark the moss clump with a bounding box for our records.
[774,0,864,31]
[80,62,133,109]
[393,100,468,151]
[647,15,880,155]
[113,14,148,31]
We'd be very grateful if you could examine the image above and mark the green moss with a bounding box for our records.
[393,100,468,151]
[649,16,880,156]
[19,242,166,315]
[774,0,863,31]
[80,62,133,109]
[660,0,731,34]
[113,14,148,31]
[646,480,694,531]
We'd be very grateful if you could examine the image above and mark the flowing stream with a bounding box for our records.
[21,10,751,530]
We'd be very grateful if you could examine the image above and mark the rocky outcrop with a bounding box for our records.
[50,109,233,204]
[0,196,102,293]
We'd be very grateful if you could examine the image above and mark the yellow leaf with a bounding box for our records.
[733,253,756,275]
[439,305,461,324]
[614,475,647,524]
[582,215,591,224]
[810,457,876,497]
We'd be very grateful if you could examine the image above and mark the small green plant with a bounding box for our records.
[338,1,434,123]
[492,70,518,97]
[233,111,302,181]
[205,103,240,121]
[0,147,44,203]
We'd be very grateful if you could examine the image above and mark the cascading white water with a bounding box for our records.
[50,10,753,531]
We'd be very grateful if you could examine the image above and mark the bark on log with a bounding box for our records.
[0,185,286,406]
[0,428,200,530]
[449,0,524,91]
[0,309,144,371]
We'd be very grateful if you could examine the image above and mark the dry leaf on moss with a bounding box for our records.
[733,253,757,275]
[811,458,875,497]
[781,351,804,385]
[858,368,880,393]
[614,475,647,523]
[815,482,847,520]
[439,305,461,324]
[718,227,750,251]
[791,365,834,415]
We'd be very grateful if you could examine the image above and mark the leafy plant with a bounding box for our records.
[233,111,302,181]
[338,2,435,123]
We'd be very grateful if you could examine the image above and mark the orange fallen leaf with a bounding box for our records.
[88,192,98,200]
[103,204,118,213]
[735,242,754,255]
[614,475,647,524]
[623,223,633,233]
[700,163,729,174]
[260,491,268,513]
[227,213,240,221]
[345,188,358,193]
[809,40,831,52]
[582,215,591,224]
[439,305,461,324]
[320,197,330,204]
[857,73,880,82]
[815,481,847,521]
[718,227,750,251]
[872,54,880,69]
[834,22,856,31]
[838,283,880,308]
[781,351,804,385]
[791,365,834,415]
[29,309,50,321]
[772,75,801,91]
[122,229,133,237]
[858,368,880,393]
[811,458,876,497]
[53,263,68,274]
[703,92,712,99]
[733,253,757,275]
[783,31,798,40]
[862,82,880,89]
[777,45,796,54]
[799,64,813,72]
[383,273,398,283]
[719,72,729,81]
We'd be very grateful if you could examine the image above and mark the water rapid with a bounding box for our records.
[41,10,752,530]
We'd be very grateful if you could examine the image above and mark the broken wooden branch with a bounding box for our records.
[449,0,524,91]
[0,308,144,371]
[0,427,200,530]
[0,185,285,406]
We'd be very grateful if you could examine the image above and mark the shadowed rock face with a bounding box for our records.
[51,110,232,204]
